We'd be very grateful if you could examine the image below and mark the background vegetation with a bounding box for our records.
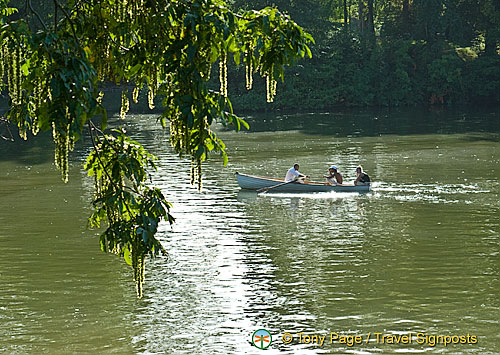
[227,0,500,111]
[7,0,500,112]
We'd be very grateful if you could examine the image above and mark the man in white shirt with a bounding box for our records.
[285,164,309,182]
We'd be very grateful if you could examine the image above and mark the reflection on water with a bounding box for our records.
[242,106,500,137]
[0,108,499,354]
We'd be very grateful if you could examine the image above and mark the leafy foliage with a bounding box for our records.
[85,128,174,298]
[0,0,313,296]
[229,0,500,110]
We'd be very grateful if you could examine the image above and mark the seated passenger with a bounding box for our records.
[324,165,343,185]
[354,165,371,185]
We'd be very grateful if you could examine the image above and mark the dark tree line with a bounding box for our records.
[229,0,500,110]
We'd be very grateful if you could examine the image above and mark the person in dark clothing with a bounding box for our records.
[354,166,370,185]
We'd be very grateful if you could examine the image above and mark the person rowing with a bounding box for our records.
[324,165,343,185]
[354,165,370,185]
[285,164,309,183]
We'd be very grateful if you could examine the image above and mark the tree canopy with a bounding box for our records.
[228,0,500,110]
[0,0,312,297]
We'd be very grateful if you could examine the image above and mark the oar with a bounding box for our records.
[257,177,304,193]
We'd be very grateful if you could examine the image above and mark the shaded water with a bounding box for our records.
[1,107,499,354]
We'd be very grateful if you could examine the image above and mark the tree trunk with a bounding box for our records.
[402,0,410,32]
[358,0,365,33]
[349,0,352,26]
[344,0,348,28]
[484,29,498,56]
[367,0,375,35]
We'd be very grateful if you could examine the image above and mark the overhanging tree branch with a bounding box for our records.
[0,117,14,141]
[53,0,80,46]
[26,0,47,31]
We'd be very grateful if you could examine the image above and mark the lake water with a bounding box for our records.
[0,107,499,354]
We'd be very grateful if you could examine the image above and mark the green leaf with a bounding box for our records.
[123,246,132,266]
[233,51,241,65]
[129,63,142,77]
[20,62,29,76]
[83,46,92,60]
[239,117,250,130]
[305,45,312,58]
[223,152,228,166]
[100,106,108,130]
[50,77,61,98]
[187,45,197,62]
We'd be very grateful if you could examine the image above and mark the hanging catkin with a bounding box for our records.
[15,44,21,105]
[148,67,157,109]
[0,42,4,88]
[219,51,227,97]
[120,90,129,119]
[6,38,16,105]
[52,121,69,183]
[132,86,139,103]
[245,45,253,90]
[266,64,277,103]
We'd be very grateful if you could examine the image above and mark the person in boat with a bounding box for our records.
[285,164,309,183]
[354,165,370,185]
[324,165,343,185]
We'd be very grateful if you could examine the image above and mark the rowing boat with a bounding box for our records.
[235,172,370,193]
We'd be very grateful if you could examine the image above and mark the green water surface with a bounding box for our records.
[0,107,499,354]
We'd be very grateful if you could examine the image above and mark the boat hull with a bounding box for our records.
[235,172,370,193]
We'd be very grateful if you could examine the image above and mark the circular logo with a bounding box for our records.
[252,329,272,349]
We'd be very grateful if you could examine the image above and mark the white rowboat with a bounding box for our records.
[235,172,370,193]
